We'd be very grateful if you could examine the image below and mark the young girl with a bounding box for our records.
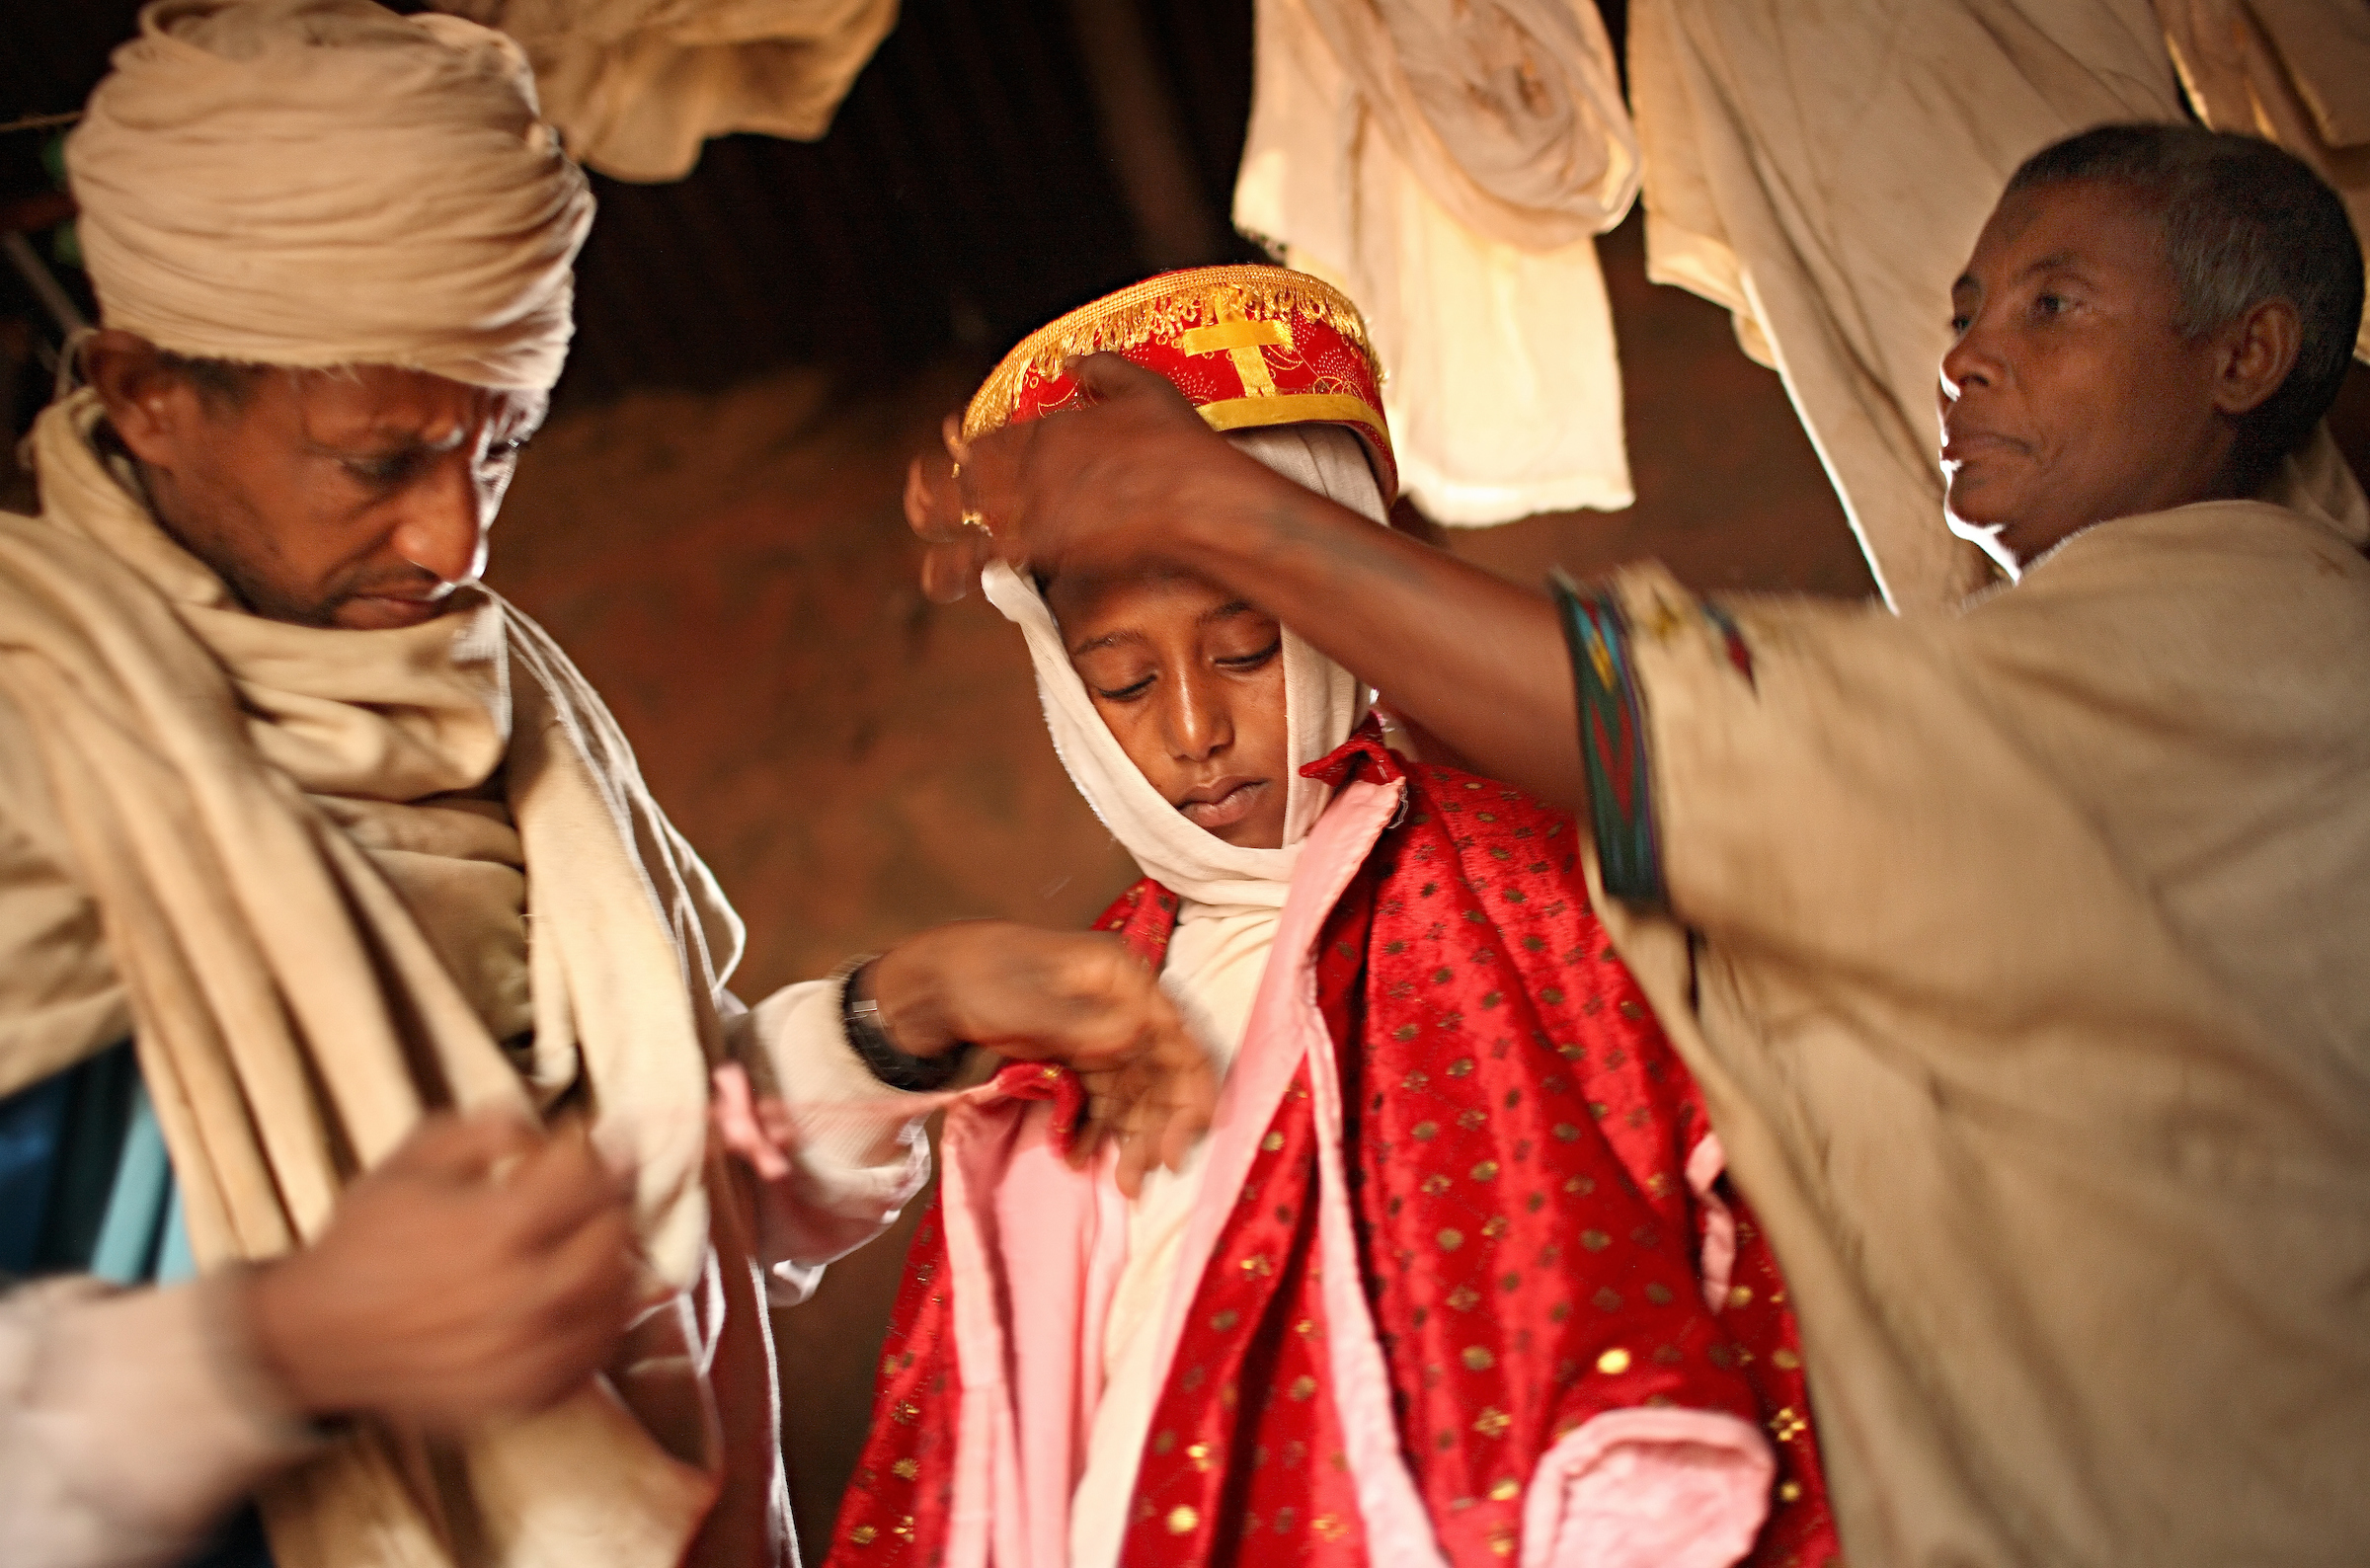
[741,268,1835,1568]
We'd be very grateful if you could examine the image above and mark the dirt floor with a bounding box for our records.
[479,210,1874,1547]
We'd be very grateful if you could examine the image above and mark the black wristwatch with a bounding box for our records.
[838,956,971,1092]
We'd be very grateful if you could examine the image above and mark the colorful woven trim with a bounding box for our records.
[961,264,1396,500]
[1553,573,1666,908]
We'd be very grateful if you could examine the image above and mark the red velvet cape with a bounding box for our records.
[827,739,1834,1566]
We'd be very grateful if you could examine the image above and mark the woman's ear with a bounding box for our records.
[2212,297,2303,420]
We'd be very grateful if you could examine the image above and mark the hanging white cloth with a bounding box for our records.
[434,0,898,182]
[1233,0,1639,526]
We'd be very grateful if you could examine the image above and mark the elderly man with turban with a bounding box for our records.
[915,125,2370,1568]
[0,5,1207,1568]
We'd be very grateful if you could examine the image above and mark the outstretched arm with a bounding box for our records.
[869,920,1218,1195]
[723,921,1217,1211]
[910,353,1591,811]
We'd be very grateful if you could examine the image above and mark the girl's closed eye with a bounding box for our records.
[1217,637,1283,672]
[1093,672,1155,702]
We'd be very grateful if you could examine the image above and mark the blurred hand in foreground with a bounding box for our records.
[242,1110,640,1434]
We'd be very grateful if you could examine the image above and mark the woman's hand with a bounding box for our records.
[905,353,1285,600]
[870,919,1217,1198]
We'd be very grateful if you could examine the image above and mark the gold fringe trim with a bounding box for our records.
[963,265,1382,440]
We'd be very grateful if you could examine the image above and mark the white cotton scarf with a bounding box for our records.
[982,423,1387,909]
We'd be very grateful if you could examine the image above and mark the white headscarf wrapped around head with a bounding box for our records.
[67,0,593,390]
[984,424,1387,910]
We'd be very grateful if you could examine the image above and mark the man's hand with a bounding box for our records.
[907,353,1288,600]
[869,920,1217,1198]
[242,1111,640,1434]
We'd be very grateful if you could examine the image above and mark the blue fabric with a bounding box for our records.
[0,1045,274,1563]
[0,1047,187,1283]
[0,1070,74,1275]
[158,1182,197,1286]
[1,1044,136,1275]
[90,1077,174,1285]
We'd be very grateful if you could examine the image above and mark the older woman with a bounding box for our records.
[910,125,2370,1568]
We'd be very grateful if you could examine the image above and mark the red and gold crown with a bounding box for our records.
[963,264,1396,501]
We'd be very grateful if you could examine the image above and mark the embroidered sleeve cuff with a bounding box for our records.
[1553,574,1667,908]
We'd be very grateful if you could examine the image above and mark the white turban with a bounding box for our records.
[67,0,594,390]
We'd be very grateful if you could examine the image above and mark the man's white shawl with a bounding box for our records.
[10,7,772,1562]
[0,392,751,1568]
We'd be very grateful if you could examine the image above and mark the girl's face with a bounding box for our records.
[1046,568,1292,850]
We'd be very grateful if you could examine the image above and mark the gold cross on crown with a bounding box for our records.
[1175,293,1287,398]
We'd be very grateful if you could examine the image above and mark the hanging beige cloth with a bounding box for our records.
[1590,435,2370,1567]
[0,390,779,1568]
[2156,0,2370,359]
[1627,0,2189,610]
[1234,0,1638,523]
[434,0,898,182]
